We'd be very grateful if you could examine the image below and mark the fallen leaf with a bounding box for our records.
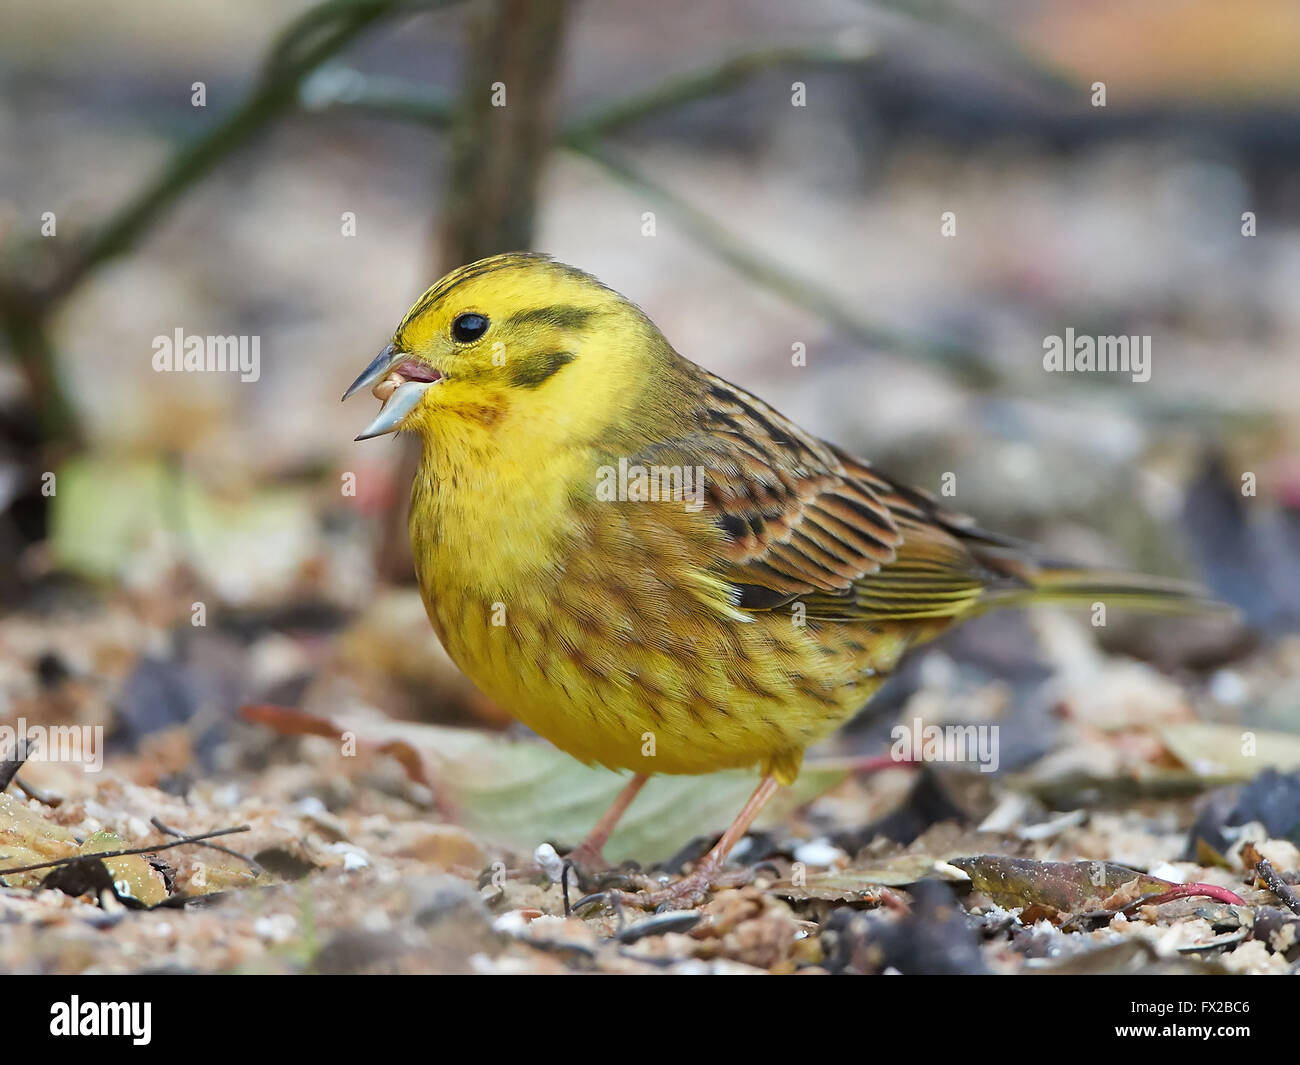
[1159,723,1300,779]
[0,792,80,889]
[79,830,169,907]
[950,854,1243,917]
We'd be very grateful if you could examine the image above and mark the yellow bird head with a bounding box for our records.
[344,253,685,447]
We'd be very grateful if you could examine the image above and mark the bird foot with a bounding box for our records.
[602,862,754,911]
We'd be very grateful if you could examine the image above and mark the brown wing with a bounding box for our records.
[635,372,1021,622]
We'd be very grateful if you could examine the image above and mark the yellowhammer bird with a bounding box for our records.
[345,252,1203,908]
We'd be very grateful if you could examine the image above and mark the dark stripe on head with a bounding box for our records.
[400,253,555,331]
[508,350,577,389]
[503,306,598,331]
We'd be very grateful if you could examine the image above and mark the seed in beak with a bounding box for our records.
[353,362,444,441]
[372,361,442,403]
[372,371,405,403]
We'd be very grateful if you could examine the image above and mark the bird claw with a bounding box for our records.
[601,864,754,912]
[559,847,651,898]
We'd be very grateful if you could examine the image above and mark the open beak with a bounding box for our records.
[342,343,443,440]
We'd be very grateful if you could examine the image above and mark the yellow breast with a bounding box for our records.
[410,446,925,783]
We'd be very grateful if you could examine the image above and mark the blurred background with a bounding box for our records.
[2,0,1300,972]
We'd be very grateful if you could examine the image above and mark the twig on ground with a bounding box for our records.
[0,826,250,878]
[1255,859,1300,917]
[151,816,264,876]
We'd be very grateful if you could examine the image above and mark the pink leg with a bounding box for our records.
[610,774,781,910]
[565,773,649,869]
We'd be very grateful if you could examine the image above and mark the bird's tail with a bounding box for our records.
[978,557,1226,616]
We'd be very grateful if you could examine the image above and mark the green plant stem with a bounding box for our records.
[862,0,1080,99]
[1,309,81,451]
[569,143,997,386]
[563,35,878,147]
[43,0,455,305]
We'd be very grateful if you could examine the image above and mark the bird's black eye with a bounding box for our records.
[451,313,489,343]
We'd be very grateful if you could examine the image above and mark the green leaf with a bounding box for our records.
[431,728,846,863]
[79,830,169,906]
[48,457,316,602]
[1158,723,1300,779]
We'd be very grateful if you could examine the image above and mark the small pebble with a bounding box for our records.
[534,842,566,883]
[792,838,845,867]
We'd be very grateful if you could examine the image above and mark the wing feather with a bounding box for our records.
[633,372,1017,621]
